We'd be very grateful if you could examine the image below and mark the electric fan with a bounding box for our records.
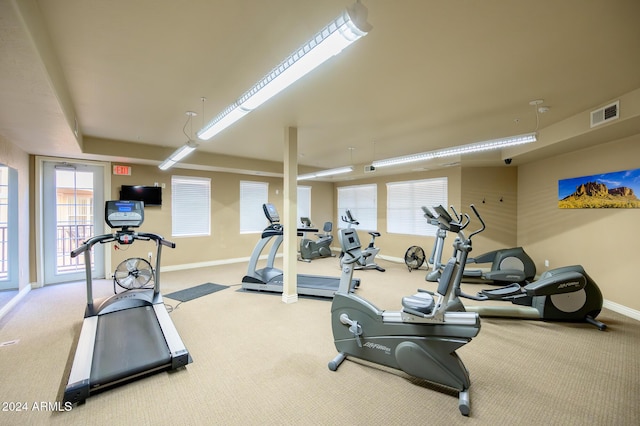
[404,246,426,272]
[113,257,154,291]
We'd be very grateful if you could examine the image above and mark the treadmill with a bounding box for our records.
[64,200,191,405]
[242,203,359,298]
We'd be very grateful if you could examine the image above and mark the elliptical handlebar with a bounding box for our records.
[421,206,435,219]
[467,204,485,240]
[449,205,461,222]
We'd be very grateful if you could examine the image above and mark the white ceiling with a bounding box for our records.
[1,0,640,177]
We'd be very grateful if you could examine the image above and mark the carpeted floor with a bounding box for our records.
[165,282,229,302]
[0,256,638,425]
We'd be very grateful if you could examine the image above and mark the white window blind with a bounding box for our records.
[240,181,269,233]
[297,186,311,226]
[171,176,211,237]
[337,184,377,230]
[386,177,447,236]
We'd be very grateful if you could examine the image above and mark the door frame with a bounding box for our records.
[35,156,112,288]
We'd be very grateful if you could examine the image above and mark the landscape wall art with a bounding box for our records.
[558,168,640,208]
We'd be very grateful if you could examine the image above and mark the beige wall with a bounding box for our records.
[518,133,640,311]
[109,164,334,272]
[0,138,30,291]
[461,167,519,253]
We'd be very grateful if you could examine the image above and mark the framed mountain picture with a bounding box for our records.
[558,168,640,208]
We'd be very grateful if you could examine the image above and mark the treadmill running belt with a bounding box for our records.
[91,306,171,386]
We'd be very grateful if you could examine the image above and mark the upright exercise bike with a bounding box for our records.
[338,210,385,272]
[328,206,484,416]
[298,217,334,262]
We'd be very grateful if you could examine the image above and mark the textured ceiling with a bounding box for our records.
[1,0,639,177]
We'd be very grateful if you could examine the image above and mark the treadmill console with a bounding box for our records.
[105,200,144,229]
[263,203,280,224]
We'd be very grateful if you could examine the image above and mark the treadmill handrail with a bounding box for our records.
[71,232,174,257]
[71,231,175,305]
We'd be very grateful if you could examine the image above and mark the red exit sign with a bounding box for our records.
[113,165,131,176]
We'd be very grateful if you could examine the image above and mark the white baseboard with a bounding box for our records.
[379,254,405,264]
[162,256,250,272]
[603,299,640,321]
[162,253,287,273]
[0,284,32,322]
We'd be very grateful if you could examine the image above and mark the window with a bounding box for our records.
[386,177,447,236]
[240,181,269,233]
[337,184,377,230]
[171,176,211,237]
[0,165,18,287]
[297,186,311,226]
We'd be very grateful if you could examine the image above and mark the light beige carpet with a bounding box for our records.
[0,256,637,425]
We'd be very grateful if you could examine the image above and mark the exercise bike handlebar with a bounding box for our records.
[341,210,359,226]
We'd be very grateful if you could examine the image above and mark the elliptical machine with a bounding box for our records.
[338,210,385,272]
[298,218,334,262]
[328,206,484,416]
[424,205,536,284]
[440,205,607,330]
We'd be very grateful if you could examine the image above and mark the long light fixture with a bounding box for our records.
[371,132,537,168]
[297,166,354,181]
[197,2,372,141]
[158,140,198,170]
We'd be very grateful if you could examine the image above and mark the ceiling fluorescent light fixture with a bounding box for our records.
[297,166,354,181]
[158,140,198,170]
[197,2,372,141]
[371,132,537,168]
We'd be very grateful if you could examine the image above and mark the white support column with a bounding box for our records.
[282,127,298,304]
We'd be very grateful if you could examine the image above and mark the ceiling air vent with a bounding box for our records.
[590,100,619,128]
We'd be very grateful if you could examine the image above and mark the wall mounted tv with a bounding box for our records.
[119,185,162,206]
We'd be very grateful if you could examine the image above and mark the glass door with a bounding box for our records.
[42,161,105,285]
[0,164,18,290]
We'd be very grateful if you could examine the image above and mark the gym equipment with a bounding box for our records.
[403,245,426,272]
[424,205,536,284]
[242,203,359,298]
[328,207,483,416]
[298,217,334,262]
[64,200,192,405]
[113,257,154,293]
[439,205,607,330]
[338,210,385,272]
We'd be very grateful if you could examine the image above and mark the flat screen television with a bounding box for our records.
[119,185,162,206]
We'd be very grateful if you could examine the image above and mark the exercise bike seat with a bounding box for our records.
[368,231,381,237]
[401,291,435,315]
